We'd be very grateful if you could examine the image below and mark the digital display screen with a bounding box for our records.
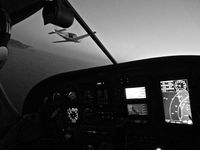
[160,79,193,125]
[127,104,148,115]
[125,87,146,99]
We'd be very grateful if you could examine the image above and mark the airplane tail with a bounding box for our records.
[52,40,68,43]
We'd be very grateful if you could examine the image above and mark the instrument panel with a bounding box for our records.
[23,56,200,150]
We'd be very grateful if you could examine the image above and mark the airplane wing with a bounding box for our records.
[53,40,80,43]
[56,32,72,40]
[48,28,66,34]
[51,31,96,43]
[52,40,68,43]
[56,28,66,32]
[73,32,96,41]
[48,31,56,34]
[52,32,76,43]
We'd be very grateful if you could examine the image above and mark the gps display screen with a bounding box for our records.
[127,104,148,115]
[125,87,146,99]
[160,79,193,125]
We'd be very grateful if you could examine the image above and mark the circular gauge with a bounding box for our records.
[53,92,62,101]
[174,80,187,92]
[82,107,96,124]
[67,107,79,123]
[43,96,49,104]
[67,91,77,100]
[52,92,64,107]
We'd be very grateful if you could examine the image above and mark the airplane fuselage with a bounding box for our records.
[56,32,80,42]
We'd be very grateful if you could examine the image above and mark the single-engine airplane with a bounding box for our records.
[49,29,96,43]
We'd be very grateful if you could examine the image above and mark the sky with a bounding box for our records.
[10,0,200,64]
[69,0,200,61]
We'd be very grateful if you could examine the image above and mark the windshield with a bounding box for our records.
[1,0,200,112]
[11,0,200,65]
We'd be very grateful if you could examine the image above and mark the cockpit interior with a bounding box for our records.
[22,56,200,150]
[1,0,200,150]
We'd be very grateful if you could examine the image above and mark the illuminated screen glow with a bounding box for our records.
[127,104,148,115]
[125,87,146,99]
[160,79,193,125]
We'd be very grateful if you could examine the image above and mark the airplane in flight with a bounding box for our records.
[48,29,96,43]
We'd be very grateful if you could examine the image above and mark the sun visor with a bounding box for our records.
[42,0,74,28]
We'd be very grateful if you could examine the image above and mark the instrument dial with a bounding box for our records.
[67,91,77,100]
[67,107,79,123]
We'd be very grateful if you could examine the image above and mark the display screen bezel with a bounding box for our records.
[160,79,193,125]
[127,103,148,116]
[125,86,147,99]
